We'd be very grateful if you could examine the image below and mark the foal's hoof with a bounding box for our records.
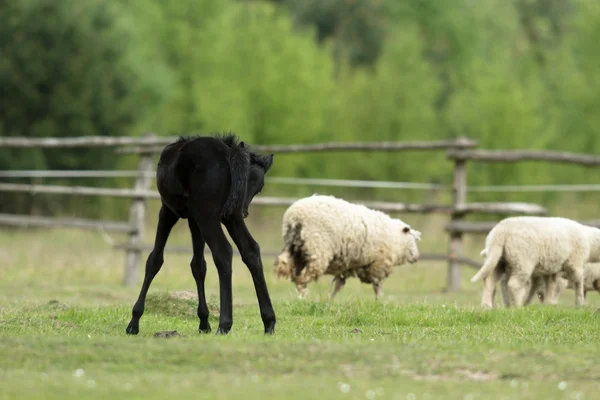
[199,322,212,334]
[264,321,276,335]
[215,326,230,335]
[126,321,139,335]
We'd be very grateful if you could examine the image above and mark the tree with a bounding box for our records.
[0,0,152,214]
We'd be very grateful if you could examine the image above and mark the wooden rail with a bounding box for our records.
[0,135,170,148]
[0,213,133,233]
[445,219,600,234]
[448,149,600,167]
[111,243,483,270]
[119,137,478,154]
[0,183,547,215]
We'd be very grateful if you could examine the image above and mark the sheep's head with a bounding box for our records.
[396,223,421,264]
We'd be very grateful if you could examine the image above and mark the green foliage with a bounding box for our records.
[0,0,154,214]
[282,0,388,68]
[4,0,600,215]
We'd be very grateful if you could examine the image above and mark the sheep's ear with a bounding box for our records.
[402,226,410,233]
[239,141,247,148]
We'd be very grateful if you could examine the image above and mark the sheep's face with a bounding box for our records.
[398,225,421,264]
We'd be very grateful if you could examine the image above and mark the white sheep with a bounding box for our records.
[471,216,600,308]
[273,194,422,299]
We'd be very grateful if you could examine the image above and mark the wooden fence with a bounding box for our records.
[2,135,600,290]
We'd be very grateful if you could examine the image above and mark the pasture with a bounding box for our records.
[1,209,600,400]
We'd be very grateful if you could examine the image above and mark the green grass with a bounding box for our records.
[2,217,600,400]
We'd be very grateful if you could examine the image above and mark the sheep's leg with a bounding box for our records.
[506,268,532,307]
[593,279,600,295]
[500,274,511,307]
[373,283,383,300]
[296,283,308,299]
[331,276,346,299]
[565,262,586,306]
[542,274,559,305]
[481,267,503,309]
[524,276,543,306]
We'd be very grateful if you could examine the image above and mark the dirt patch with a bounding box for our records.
[153,330,184,339]
[51,320,78,329]
[169,291,197,301]
[45,299,69,310]
[145,292,220,318]
[401,369,498,382]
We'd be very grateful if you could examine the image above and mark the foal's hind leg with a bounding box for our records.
[225,214,277,334]
[194,213,235,335]
[126,204,179,335]
[188,219,211,333]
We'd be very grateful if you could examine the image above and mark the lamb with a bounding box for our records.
[470,216,600,308]
[487,262,600,308]
[564,262,600,297]
[478,248,565,307]
[273,194,422,299]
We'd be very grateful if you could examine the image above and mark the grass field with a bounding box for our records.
[2,210,600,400]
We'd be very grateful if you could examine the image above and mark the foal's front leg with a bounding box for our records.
[225,214,276,334]
[126,204,178,335]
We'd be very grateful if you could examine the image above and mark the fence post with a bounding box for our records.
[447,143,468,292]
[123,134,155,287]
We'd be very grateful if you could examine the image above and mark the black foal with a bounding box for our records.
[126,133,276,335]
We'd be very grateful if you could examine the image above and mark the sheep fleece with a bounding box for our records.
[274,195,420,286]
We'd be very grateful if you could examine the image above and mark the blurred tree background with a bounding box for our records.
[1,0,600,216]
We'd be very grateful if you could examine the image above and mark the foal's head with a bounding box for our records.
[242,148,274,218]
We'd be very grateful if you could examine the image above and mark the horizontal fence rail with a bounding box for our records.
[466,184,600,193]
[445,219,600,234]
[0,170,152,178]
[4,170,600,193]
[111,243,483,270]
[0,213,134,233]
[0,135,171,148]
[0,182,547,215]
[448,149,600,166]
[119,137,478,154]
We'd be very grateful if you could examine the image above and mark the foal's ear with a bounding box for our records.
[264,154,274,172]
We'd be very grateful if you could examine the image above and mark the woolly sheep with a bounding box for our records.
[273,194,422,299]
[471,216,600,308]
